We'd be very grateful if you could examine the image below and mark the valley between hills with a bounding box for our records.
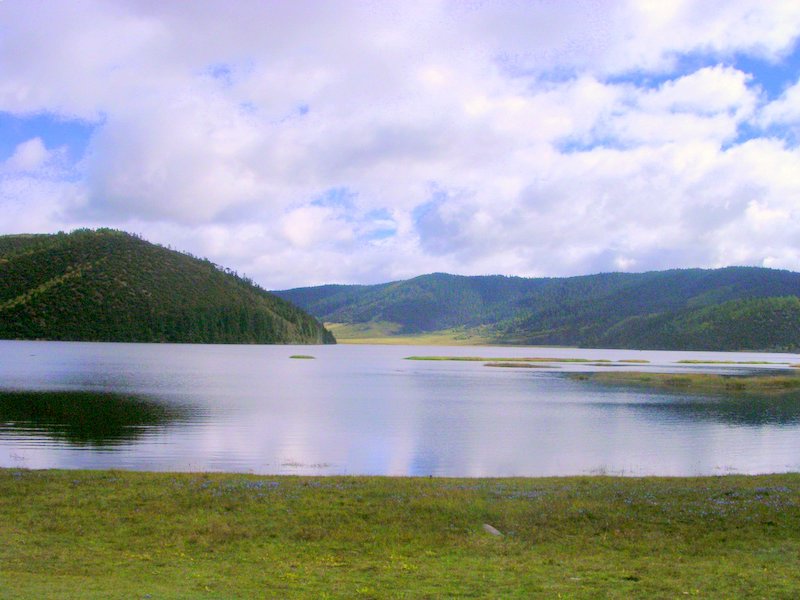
[276,268,800,351]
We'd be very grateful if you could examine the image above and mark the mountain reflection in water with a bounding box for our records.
[602,393,800,427]
[0,390,193,447]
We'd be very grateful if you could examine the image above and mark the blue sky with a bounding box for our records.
[2,1,800,288]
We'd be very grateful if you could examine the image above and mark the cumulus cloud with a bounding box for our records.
[0,175,85,234]
[3,138,50,173]
[0,137,84,233]
[454,0,800,75]
[83,93,269,223]
[760,78,800,132]
[1,1,800,287]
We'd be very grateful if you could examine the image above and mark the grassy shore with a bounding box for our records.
[2,469,799,598]
[572,371,800,394]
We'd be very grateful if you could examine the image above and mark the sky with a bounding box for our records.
[2,0,800,289]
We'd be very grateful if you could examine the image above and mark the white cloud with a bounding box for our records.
[0,176,86,235]
[0,0,168,118]
[639,66,755,116]
[280,206,353,249]
[3,138,50,172]
[760,78,800,127]
[453,0,800,75]
[83,92,270,223]
[0,138,84,235]
[1,1,800,286]
[608,0,800,73]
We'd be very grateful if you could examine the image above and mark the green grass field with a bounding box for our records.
[1,469,799,598]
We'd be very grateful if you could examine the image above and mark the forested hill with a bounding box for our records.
[274,269,800,351]
[0,229,335,344]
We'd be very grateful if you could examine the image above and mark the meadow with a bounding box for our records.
[1,469,799,598]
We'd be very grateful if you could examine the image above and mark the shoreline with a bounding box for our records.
[4,466,800,478]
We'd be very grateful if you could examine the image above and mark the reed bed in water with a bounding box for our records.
[571,371,800,393]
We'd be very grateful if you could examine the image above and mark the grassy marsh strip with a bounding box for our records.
[483,362,556,369]
[1,469,799,598]
[571,371,800,394]
[676,360,790,365]
[406,356,612,363]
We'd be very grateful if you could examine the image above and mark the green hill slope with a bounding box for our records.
[0,229,335,344]
[598,296,800,351]
[274,268,800,351]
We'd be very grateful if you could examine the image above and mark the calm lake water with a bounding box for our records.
[1,340,799,477]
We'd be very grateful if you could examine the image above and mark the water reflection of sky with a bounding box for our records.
[1,340,799,476]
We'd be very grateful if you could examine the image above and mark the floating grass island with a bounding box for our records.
[407,356,655,370]
[571,371,800,394]
[405,356,612,363]
[483,362,555,369]
[289,354,315,359]
[2,469,799,598]
[676,360,791,365]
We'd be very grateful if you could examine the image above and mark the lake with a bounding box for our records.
[1,340,799,477]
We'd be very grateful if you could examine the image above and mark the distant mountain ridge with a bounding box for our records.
[0,229,334,344]
[274,268,800,351]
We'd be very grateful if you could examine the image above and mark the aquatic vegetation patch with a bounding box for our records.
[483,362,556,369]
[289,354,315,359]
[571,371,800,394]
[406,355,611,363]
[677,360,790,365]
